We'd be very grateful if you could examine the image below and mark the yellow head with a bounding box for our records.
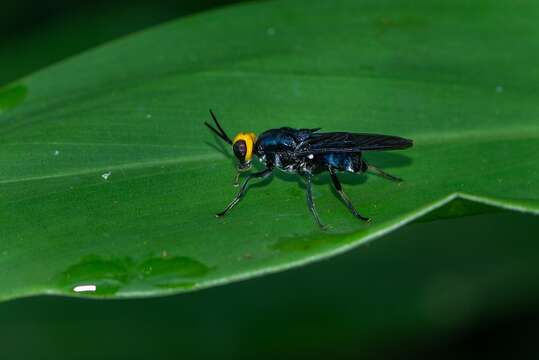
[232,132,257,171]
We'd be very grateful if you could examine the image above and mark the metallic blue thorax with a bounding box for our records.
[255,127,308,152]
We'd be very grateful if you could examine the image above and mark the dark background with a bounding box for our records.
[0,0,249,85]
[1,1,539,358]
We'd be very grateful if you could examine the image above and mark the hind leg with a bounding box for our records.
[366,163,403,182]
[329,167,370,222]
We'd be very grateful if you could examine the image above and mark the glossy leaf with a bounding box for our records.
[0,0,538,301]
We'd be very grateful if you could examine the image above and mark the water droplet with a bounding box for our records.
[57,255,133,296]
[57,254,210,295]
[146,114,152,119]
[101,171,112,180]
[53,150,60,156]
[138,257,209,288]
[0,84,28,113]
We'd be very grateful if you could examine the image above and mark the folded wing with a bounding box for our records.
[295,132,413,155]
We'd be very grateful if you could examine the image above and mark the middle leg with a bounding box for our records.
[304,172,326,229]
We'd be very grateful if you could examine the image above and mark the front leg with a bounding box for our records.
[216,168,273,217]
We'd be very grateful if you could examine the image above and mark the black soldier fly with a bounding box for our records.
[205,109,413,228]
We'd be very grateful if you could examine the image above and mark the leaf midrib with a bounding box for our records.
[0,126,537,186]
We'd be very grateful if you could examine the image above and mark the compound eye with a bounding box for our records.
[233,140,247,161]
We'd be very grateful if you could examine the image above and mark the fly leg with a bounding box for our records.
[216,168,272,217]
[367,163,403,182]
[304,173,327,229]
[233,172,241,187]
[329,167,371,222]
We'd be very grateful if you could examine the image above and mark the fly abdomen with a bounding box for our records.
[321,152,366,173]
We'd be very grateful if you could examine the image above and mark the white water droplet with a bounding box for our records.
[53,150,60,156]
[73,284,96,293]
[101,172,112,180]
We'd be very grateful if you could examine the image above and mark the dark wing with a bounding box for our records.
[295,132,413,155]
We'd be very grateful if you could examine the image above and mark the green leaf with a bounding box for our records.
[0,0,538,301]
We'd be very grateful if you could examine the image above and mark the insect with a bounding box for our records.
[205,109,413,228]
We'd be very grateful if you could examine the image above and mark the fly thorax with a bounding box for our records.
[258,154,267,165]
